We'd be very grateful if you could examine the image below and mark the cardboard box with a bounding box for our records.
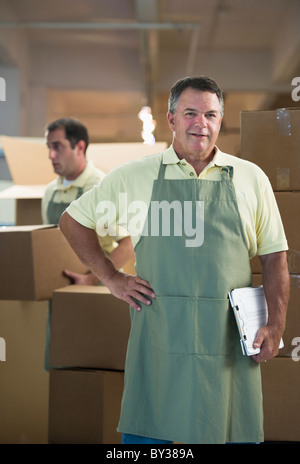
[0,225,87,300]
[87,141,167,173]
[0,136,55,225]
[0,135,167,225]
[50,286,131,370]
[252,274,300,357]
[48,369,124,444]
[241,108,300,191]
[276,192,300,274]
[250,191,299,274]
[0,298,49,444]
[261,358,300,442]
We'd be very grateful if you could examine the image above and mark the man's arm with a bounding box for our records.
[59,211,155,311]
[109,236,135,270]
[253,251,290,362]
[63,236,134,285]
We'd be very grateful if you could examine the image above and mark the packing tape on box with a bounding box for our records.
[276,108,292,136]
[276,108,292,189]
[290,273,300,288]
[276,167,290,189]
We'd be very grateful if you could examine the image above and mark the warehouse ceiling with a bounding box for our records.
[0,0,299,148]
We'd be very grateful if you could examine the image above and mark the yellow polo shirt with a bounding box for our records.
[42,160,123,254]
[67,145,288,259]
[42,160,105,223]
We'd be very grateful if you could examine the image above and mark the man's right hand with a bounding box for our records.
[106,271,156,311]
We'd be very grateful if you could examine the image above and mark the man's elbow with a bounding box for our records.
[59,211,76,237]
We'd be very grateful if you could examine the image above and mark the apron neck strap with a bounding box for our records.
[220,165,234,180]
[157,161,167,180]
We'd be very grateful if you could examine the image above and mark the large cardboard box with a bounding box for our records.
[252,274,300,357]
[250,191,300,274]
[0,135,167,225]
[0,299,49,444]
[0,225,87,300]
[276,192,300,274]
[0,136,55,225]
[48,369,124,444]
[50,286,131,370]
[87,141,167,173]
[241,108,300,191]
[261,358,300,442]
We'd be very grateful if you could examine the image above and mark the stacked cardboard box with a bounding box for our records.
[0,135,167,226]
[48,369,125,444]
[0,225,88,300]
[241,108,300,442]
[0,225,89,443]
[48,285,131,444]
[0,136,163,443]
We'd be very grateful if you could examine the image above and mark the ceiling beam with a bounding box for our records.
[0,21,200,31]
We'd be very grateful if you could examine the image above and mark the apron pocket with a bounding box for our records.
[143,296,235,355]
[194,297,235,355]
[147,296,194,354]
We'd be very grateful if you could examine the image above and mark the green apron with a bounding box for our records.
[46,186,83,224]
[117,162,264,444]
[44,186,83,371]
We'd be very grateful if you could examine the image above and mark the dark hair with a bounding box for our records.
[46,118,89,153]
[168,76,224,117]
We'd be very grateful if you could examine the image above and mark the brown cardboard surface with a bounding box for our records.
[0,136,55,185]
[241,108,300,191]
[50,286,130,370]
[276,192,300,274]
[0,299,49,444]
[250,191,299,274]
[252,274,300,357]
[86,141,167,173]
[0,185,47,199]
[0,137,167,225]
[15,198,43,225]
[0,225,87,300]
[48,369,124,444]
[0,186,46,225]
[261,358,300,442]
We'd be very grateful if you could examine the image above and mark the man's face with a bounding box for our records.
[46,128,79,179]
[167,88,223,161]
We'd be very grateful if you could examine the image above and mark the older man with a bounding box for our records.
[59,77,289,444]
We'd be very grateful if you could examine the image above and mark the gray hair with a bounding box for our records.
[168,76,224,117]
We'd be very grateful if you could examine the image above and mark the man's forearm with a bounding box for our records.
[59,211,117,286]
[110,236,134,270]
[253,251,290,362]
[260,251,290,335]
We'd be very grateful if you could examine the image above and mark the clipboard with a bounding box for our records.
[228,285,284,356]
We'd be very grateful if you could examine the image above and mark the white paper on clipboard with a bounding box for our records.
[228,286,284,356]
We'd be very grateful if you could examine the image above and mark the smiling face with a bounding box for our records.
[167,88,223,171]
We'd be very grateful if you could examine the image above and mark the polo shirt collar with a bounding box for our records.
[57,160,91,188]
[163,145,228,168]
